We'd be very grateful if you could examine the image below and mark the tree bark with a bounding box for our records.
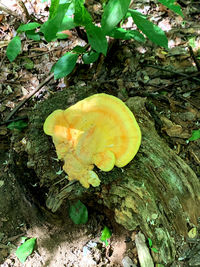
[22,86,200,264]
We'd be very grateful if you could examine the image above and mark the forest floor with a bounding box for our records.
[0,0,200,266]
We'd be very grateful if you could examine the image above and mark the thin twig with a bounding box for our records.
[145,71,200,92]
[0,116,28,126]
[146,64,200,83]
[4,73,54,122]
[0,53,6,71]
[16,0,31,22]
[188,45,200,71]
[0,2,21,18]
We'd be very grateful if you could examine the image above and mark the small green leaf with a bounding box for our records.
[82,51,99,64]
[148,238,153,248]
[157,0,183,17]
[7,120,28,131]
[100,226,112,246]
[74,0,92,26]
[101,0,131,34]
[53,52,78,79]
[189,129,200,141]
[128,9,168,49]
[86,23,108,55]
[26,30,40,41]
[16,237,36,263]
[17,22,41,33]
[109,27,145,42]
[23,58,34,70]
[72,45,86,54]
[69,200,88,224]
[188,37,196,48]
[6,36,21,62]
[56,32,69,39]
[151,247,158,253]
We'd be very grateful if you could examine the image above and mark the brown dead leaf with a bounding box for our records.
[0,14,4,23]
[62,30,73,38]
[161,117,190,138]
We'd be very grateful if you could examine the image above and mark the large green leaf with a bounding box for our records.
[16,238,36,263]
[49,0,59,19]
[40,3,70,42]
[86,24,108,55]
[109,27,145,42]
[101,0,131,34]
[17,22,41,33]
[128,9,168,49]
[59,16,77,31]
[6,36,21,62]
[53,52,78,79]
[158,0,183,17]
[69,200,88,224]
[74,0,92,26]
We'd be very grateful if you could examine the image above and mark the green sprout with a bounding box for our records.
[100,226,112,246]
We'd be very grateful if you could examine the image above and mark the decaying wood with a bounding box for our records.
[17,86,200,264]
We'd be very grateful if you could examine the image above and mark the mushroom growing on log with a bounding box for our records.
[24,86,200,264]
[43,94,141,188]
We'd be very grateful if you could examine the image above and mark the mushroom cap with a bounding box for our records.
[43,93,141,187]
[63,93,141,168]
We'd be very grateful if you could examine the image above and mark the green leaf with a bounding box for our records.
[17,22,41,33]
[82,50,99,64]
[128,9,168,49]
[40,3,70,42]
[72,45,86,54]
[49,0,59,19]
[56,32,69,39]
[100,226,112,246]
[23,58,34,70]
[74,0,92,26]
[157,0,183,17]
[109,27,145,42]
[6,36,21,62]
[151,247,159,253]
[53,52,78,79]
[188,37,196,48]
[86,23,108,55]
[101,0,131,34]
[26,30,40,41]
[189,129,200,141]
[7,120,28,131]
[59,16,77,31]
[148,238,153,248]
[69,200,88,224]
[16,237,36,263]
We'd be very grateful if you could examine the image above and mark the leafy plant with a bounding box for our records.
[16,237,36,263]
[148,237,158,253]
[100,226,112,246]
[189,129,200,141]
[6,0,183,78]
[7,120,28,131]
[69,200,88,224]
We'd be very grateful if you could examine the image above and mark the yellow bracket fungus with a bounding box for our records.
[43,93,141,188]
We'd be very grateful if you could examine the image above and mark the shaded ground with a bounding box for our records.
[0,0,200,266]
